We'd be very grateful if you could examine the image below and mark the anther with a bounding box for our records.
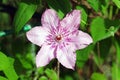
[56,35,62,41]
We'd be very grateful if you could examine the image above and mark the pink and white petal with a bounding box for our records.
[56,46,76,70]
[41,9,60,29]
[60,10,81,30]
[75,31,93,49]
[36,44,55,67]
[26,26,49,46]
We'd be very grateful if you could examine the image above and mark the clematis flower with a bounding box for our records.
[26,9,93,69]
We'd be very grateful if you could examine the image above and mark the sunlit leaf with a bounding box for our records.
[13,2,37,33]
[37,67,44,75]
[114,39,120,63]
[0,52,10,70]
[112,39,120,80]
[91,73,107,80]
[112,63,120,80]
[39,76,48,80]
[0,52,18,80]
[113,0,120,8]
[90,17,106,43]
[87,0,99,12]
[0,76,8,80]
[45,69,58,80]
[90,17,120,43]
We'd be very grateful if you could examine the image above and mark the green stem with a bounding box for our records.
[109,5,113,20]
[57,61,60,80]
[114,39,120,80]
[115,8,119,15]
[112,37,120,80]
[81,20,87,25]
[97,42,101,66]
[0,24,31,37]
[97,42,103,73]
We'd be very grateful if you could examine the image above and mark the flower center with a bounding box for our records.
[56,35,62,41]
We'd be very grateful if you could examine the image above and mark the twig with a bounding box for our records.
[57,61,60,80]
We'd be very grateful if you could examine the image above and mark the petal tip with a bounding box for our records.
[66,65,75,70]
[36,63,40,68]
[70,66,75,70]
[88,36,93,44]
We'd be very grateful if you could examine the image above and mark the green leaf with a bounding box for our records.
[112,63,120,80]
[39,76,48,80]
[92,38,111,69]
[91,73,107,80]
[0,52,10,70]
[93,53,103,67]
[90,17,120,43]
[1,0,8,4]
[87,0,99,12]
[0,52,18,80]
[46,0,72,19]
[94,38,112,59]
[13,2,37,33]
[21,0,41,4]
[112,39,120,80]
[100,0,110,16]
[76,44,94,68]
[13,37,35,70]
[45,69,58,80]
[0,76,8,80]
[65,75,73,80]
[37,67,44,75]
[76,6,88,29]
[113,0,120,8]
[114,39,120,64]
[90,17,106,43]
[16,54,33,69]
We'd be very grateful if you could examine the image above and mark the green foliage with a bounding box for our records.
[112,63,120,80]
[91,73,107,80]
[93,38,112,67]
[0,52,18,80]
[112,39,120,80]
[114,39,120,63]
[113,0,120,8]
[100,0,110,16]
[90,17,120,43]
[37,67,44,75]
[76,6,88,29]
[13,1,37,33]
[0,76,8,80]
[16,54,33,69]
[39,76,48,80]
[76,44,94,68]
[1,0,8,3]
[64,75,73,80]
[87,0,99,12]
[45,69,58,80]
[46,0,72,19]
[90,17,106,43]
